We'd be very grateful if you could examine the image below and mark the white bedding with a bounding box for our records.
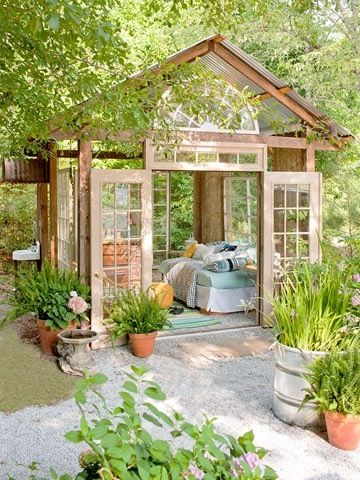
[196,285,256,313]
[159,257,257,313]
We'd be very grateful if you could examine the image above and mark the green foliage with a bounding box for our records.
[303,351,360,416]
[170,173,194,251]
[62,366,278,480]
[106,289,170,337]
[4,261,90,331]
[271,262,360,352]
[0,183,36,271]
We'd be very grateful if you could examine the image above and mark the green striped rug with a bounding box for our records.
[166,306,220,330]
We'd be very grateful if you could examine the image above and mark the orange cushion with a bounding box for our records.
[149,282,174,309]
[183,243,198,258]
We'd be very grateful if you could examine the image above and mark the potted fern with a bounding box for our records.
[270,262,360,427]
[303,350,360,450]
[106,289,170,357]
[6,262,90,355]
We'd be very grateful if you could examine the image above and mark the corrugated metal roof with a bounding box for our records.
[158,34,351,137]
[217,38,351,137]
[198,52,302,135]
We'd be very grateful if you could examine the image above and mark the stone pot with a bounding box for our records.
[129,332,157,358]
[57,329,99,369]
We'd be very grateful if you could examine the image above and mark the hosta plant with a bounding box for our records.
[63,366,277,480]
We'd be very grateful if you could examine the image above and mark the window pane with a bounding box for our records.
[286,210,297,232]
[299,184,310,207]
[274,234,285,257]
[298,235,310,257]
[274,185,285,208]
[298,209,310,232]
[286,185,297,208]
[286,235,297,257]
[274,210,285,233]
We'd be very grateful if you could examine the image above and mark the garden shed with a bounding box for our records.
[14,34,353,345]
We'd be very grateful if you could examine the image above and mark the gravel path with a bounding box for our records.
[0,327,359,480]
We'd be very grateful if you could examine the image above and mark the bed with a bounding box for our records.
[158,256,257,313]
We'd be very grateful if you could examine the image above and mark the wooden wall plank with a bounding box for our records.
[271,147,307,172]
[37,183,49,263]
[49,141,58,266]
[78,139,92,281]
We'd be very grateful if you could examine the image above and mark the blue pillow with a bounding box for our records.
[205,257,246,272]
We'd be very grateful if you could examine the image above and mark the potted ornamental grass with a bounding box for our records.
[107,289,170,357]
[270,261,360,427]
[6,261,90,355]
[303,350,360,450]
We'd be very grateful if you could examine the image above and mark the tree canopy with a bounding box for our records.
[0,0,359,159]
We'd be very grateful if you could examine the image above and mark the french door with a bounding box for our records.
[91,169,152,345]
[261,172,322,320]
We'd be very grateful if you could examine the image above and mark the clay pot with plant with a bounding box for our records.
[270,262,360,427]
[6,261,90,355]
[302,350,360,450]
[107,289,170,357]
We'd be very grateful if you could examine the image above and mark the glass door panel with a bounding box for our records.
[262,172,321,319]
[91,170,152,344]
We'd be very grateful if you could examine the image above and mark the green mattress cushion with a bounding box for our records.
[196,269,256,289]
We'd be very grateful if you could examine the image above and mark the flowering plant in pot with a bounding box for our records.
[269,261,360,427]
[106,289,170,357]
[302,350,360,450]
[6,261,90,355]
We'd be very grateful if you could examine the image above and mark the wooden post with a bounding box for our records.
[305,144,316,172]
[78,139,92,281]
[49,141,58,266]
[193,172,203,243]
[37,184,49,263]
[193,172,224,243]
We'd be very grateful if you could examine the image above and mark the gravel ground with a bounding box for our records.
[0,327,359,480]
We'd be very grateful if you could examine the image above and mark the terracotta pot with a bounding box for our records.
[37,319,77,356]
[325,411,360,450]
[129,332,158,358]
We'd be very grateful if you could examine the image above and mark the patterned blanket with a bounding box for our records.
[165,259,203,308]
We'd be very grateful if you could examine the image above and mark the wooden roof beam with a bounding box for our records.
[253,86,292,102]
[213,43,320,128]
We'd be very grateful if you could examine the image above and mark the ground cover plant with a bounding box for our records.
[13,366,278,479]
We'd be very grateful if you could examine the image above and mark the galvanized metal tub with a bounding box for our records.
[273,342,327,427]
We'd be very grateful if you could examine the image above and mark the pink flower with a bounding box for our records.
[231,452,265,476]
[68,295,88,314]
[353,274,360,283]
[351,295,360,307]
[184,463,204,480]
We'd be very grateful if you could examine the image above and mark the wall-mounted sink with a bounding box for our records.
[12,241,40,261]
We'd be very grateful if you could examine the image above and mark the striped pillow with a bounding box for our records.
[205,257,246,272]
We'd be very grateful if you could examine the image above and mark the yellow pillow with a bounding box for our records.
[183,243,198,258]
